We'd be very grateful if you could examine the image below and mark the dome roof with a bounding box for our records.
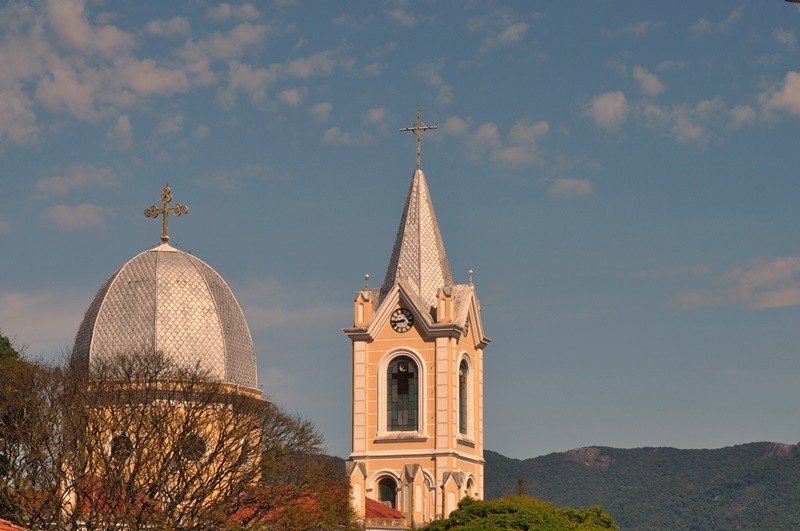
[72,243,258,390]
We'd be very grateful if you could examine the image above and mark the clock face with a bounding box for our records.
[390,308,414,333]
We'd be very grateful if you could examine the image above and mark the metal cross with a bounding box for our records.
[400,108,437,170]
[144,185,189,244]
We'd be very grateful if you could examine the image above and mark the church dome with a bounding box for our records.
[72,242,258,390]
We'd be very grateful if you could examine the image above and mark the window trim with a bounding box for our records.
[457,353,473,441]
[387,355,419,431]
[377,349,427,437]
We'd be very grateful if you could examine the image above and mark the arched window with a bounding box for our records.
[465,477,475,497]
[459,359,468,435]
[179,432,206,462]
[110,434,133,462]
[378,477,397,508]
[388,356,418,431]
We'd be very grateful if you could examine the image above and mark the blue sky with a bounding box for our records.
[3,1,800,460]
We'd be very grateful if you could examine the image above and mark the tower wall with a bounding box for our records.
[344,169,489,526]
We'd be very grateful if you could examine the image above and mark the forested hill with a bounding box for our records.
[485,442,800,530]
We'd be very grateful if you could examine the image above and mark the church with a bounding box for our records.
[67,111,489,529]
[344,111,491,527]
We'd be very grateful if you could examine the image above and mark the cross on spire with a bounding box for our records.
[400,108,437,170]
[144,185,189,244]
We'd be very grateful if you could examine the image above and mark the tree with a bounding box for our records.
[0,351,354,530]
[0,333,20,360]
[421,496,618,531]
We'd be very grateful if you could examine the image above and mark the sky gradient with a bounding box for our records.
[3,1,800,459]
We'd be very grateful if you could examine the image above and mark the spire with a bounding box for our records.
[381,168,453,310]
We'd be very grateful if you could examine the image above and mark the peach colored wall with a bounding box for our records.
[349,297,486,523]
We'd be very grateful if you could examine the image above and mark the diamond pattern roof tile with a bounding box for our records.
[72,244,258,390]
[381,168,452,310]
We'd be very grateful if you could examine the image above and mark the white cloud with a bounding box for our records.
[46,0,133,57]
[145,16,190,37]
[469,123,501,152]
[36,164,116,197]
[508,121,548,145]
[0,0,212,143]
[365,107,387,126]
[387,8,416,27]
[468,10,531,53]
[359,62,385,77]
[467,120,548,166]
[217,61,280,108]
[207,3,261,22]
[43,203,111,228]
[180,23,268,62]
[322,126,351,145]
[0,85,38,144]
[632,66,664,96]
[35,57,97,119]
[691,6,743,36]
[729,105,755,129]
[416,61,453,106]
[494,121,549,166]
[115,58,191,96]
[588,91,628,129]
[307,102,332,123]
[106,114,132,148]
[759,71,800,116]
[642,98,725,145]
[286,50,341,78]
[209,23,268,58]
[678,256,800,310]
[495,22,529,46]
[775,28,796,50]
[549,178,594,197]
[443,116,469,135]
[278,88,302,107]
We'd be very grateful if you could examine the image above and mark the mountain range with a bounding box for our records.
[484,441,800,530]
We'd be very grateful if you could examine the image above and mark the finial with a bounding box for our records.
[144,184,189,244]
[468,269,474,286]
[399,107,438,171]
[365,273,370,289]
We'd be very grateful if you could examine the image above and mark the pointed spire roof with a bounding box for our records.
[381,168,453,310]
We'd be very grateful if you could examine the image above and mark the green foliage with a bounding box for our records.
[421,496,618,531]
[485,443,800,530]
[0,334,20,360]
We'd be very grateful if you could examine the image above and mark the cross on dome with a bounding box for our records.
[400,108,438,170]
[144,185,189,244]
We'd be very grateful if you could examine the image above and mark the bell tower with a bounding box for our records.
[344,111,490,526]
